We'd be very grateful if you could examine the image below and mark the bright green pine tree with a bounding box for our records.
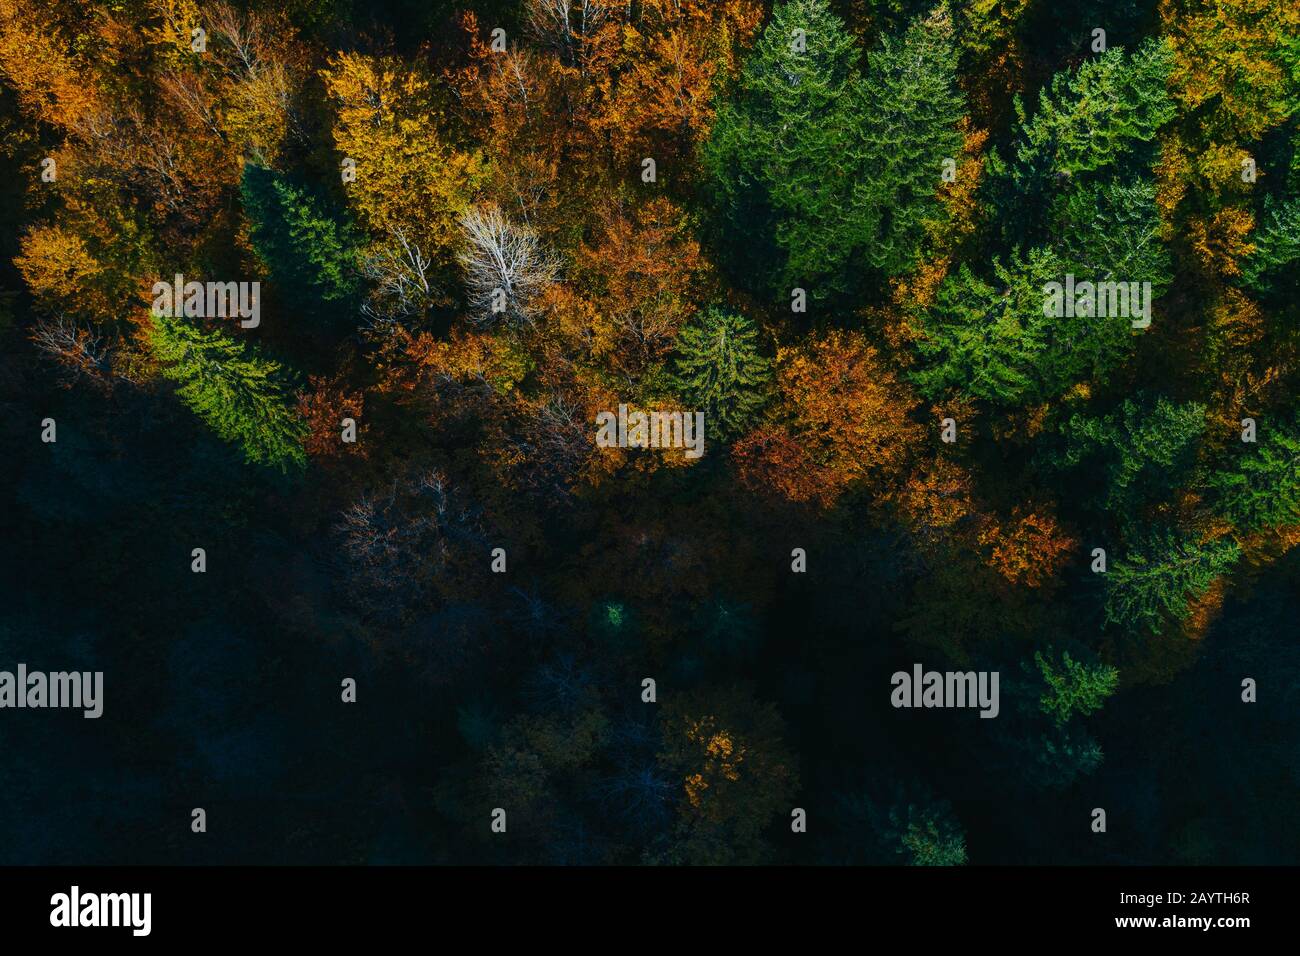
[1033,650,1119,727]
[241,165,361,314]
[1017,38,1174,174]
[1207,412,1300,532]
[912,245,1130,406]
[703,0,963,296]
[672,307,771,441]
[998,658,1109,790]
[1050,178,1172,294]
[916,178,1173,408]
[149,313,307,473]
[988,39,1175,237]
[1103,529,1240,636]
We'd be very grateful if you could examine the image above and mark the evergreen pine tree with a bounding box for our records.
[241,165,362,315]
[1055,395,1207,519]
[149,313,307,473]
[1241,196,1300,299]
[1022,726,1105,790]
[987,39,1175,240]
[1020,39,1175,175]
[673,307,771,441]
[1033,649,1119,727]
[912,245,1137,407]
[854,5,965,276]
[991,660,1110,791]
[703,0,860,295]
[917,178,1171,409]
[1050,178,1172,294]
[704,0,964,296]
[1208,412,1300,531]
[1103,529,1240,636]
[873,786,968,866]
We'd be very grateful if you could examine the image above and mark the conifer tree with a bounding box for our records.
[149,314,307,473]
[1033,650,1119,727]
[992,662,1110,791]
[914,246,1082,406]
[988,39,1175,238]
[1103,529,1240,636]
[703,0,963,295]
[893,804,967,866]
[1241,196,1300,299]
[998,38,1175,179]
[1050,179,1172,294]
[241,165,362,314]
[703,0,859,294]
[672,307,771,441]
[854,5,965,276]
[1021,39,1175,175]
[1055,395,1206,518]
[1208,412,1300,532]
[917,171,1178,407]
[868,784,968,866]
[1020,726,1105,790]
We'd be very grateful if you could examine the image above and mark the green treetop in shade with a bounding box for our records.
[672,307,771,441]
[1103,528,1240,636]
[703,0,963,297]
[1208,411,1300,533]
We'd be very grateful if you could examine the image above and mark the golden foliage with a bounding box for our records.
[323,52,483,266]
[1154,134,1192,238]
[979,507,1077,589]
[15,225,104,309]
[894,121,988,314]
[0,0,103,129]
[892,457,977,537]
[734,330,922,508]
[1187,206,1256,279]
[1161,0,1300,141]
[574,196,713,373]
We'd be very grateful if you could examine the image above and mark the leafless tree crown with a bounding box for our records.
[457,204,560,328]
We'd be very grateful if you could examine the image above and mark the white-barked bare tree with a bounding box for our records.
[457,203,561,328]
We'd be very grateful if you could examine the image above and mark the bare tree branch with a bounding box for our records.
[457,204,560,328]
[525,0,610,68]
[30,316,110,388]
[361,227,438,327]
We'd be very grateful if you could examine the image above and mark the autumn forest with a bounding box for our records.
[1,0,1298,865]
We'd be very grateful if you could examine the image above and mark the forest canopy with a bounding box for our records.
[1,0,1298,866]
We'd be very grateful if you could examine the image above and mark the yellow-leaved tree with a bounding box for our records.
[0,0,104,130]
[323,52,483,286]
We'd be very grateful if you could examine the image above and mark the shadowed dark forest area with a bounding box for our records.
[1,0,1297,865]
